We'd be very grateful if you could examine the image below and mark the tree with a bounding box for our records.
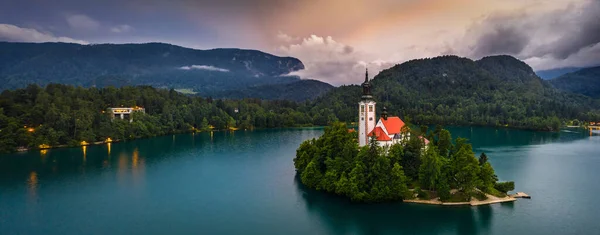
[301,160,323,189]
[419,145,442,190]
[348,162,368,201]
[390,163,409,200]
[402,131,423,180]
[451,146,481,195]
[479,162,496,192]
[437,129,452,158]
[494,181,515,194]
[479,152,488,166]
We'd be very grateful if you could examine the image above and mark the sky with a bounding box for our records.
[1,0,599,85]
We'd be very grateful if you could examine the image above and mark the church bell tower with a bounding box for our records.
[358,68,376,147]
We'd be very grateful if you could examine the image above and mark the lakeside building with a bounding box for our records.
[108,107,145,122]
[358,69,429,147]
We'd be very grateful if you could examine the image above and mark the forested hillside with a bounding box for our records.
[0,84,339,153]
[0,42,304,96]
[549,66,600,98]
[308,55,600,130]
[212,79,333,101]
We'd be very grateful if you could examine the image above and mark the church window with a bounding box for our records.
[369,117,373,121]
[369,105,373,112]
[361,117,364,120]
[361,105,365,112]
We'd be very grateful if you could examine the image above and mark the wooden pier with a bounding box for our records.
[510,192,531,199]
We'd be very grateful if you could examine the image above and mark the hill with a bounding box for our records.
[309,55,600,130]
[0,42,305,96]
[212,79,334,101]
[549,66,600,98]
[536,67,587,80]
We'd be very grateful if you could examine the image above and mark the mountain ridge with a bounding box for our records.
[308,55,600,130]
[549,66,600,98]
[0,41,306,96]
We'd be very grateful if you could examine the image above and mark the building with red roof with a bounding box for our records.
[358,70,429,149]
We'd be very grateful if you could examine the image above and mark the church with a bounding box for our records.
[358,69,428,148]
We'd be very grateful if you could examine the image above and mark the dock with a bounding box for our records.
[510,192,531,199]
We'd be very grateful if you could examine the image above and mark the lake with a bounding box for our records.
[0,127,598,234]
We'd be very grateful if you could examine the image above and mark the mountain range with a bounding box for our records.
[0,42,334,100]
[549,66,600,98]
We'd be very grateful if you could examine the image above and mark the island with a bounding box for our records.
[294,122,517,205]
[294,72,517,205]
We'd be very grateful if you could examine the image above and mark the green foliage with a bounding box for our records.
[451,144,482,196]
[479,162,497,193]
[294,124,507,203]
[213,80,334,101]
[301,160,323,189]
[419,145,442,190]
[479,152,489,166]
[437,178,451,201]
[549,66,600,98]
[308,55,600,131]
[401,131,424,180]
[437,130,452,158]
[0,42,306,98]
[294,122,409,202]
[494,181,515,193]
[0,84,337,153]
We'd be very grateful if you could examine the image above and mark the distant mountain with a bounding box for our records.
[309,55,600,131]
[213,79,334,101]
[549,66,600,98]
[536,67,587,79]
[0,42,305,96]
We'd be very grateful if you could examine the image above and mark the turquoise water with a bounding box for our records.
[0,127,598,234]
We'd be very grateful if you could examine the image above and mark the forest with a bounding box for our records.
[293,122,515,203]
[0,84,338,153]
[309,56,600,131]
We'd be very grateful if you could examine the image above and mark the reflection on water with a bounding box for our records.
[0,127,596,235]
[107,143,111,156]
[294,176,511,235]
[27,171,38,198]
[82,146,87,164]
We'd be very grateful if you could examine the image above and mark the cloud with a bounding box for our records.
[277,34,396,85]
[110,24,133,33]
[276,31,296,43]
[179,65,229,72]
[0,24,88,44]
[461,0,600,69]
[66,14,100,31]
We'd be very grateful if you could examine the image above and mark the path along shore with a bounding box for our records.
[404,192,526,206]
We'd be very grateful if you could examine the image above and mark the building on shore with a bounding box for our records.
[358,69,429,148]
[108,107,145,122]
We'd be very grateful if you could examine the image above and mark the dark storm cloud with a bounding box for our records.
[470,22,530,58]
[539,1,600,59]
[468,0,600,62]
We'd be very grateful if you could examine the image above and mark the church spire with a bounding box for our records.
[361,68,372,100]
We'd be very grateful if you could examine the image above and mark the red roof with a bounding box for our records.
[380,117,405,134]
[368,127,392,141]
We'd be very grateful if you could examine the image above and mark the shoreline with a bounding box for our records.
[403,193,519,206]
[10,126,326,154]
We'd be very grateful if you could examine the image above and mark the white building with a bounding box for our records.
[357,69,429,148]
[108,107,145,122]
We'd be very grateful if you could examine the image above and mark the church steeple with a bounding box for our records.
[358,68,376,147]
[361,68,372,100]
